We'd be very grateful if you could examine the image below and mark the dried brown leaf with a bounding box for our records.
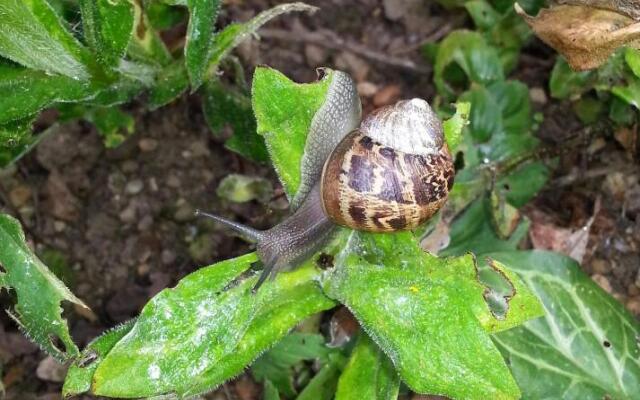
[516,3,640,70]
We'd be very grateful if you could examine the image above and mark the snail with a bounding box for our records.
[197,71,454,290]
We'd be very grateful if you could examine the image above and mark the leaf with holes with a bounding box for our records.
[322,231,543,399]
[490,250,640,399]
[63,253,336,398]
[0,214,88,361]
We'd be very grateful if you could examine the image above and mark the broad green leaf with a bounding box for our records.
[203,79,269,163]
[252,66,333,196]
[435,30,504,99]
[263,380,280,400]
[252,332,336,398]
[217,174,273,204]
[443,101,470,153]
[612,80,640,109]
[296,353,347,400]
[465,0,500,30]
[148,60,189,110]
[0,64,96,124]
[499,161,549,208]
[63,321,135,397]
[84,107,135,148]
[67,254,336,398]
[185,0,221,89]
[207,3,318,73]
[491,251,640,399]
[80,0,134,67]
[0,214,87,361]
[335,333,399,400]
[549,57,593,99]
[0,0,94,80]
[323,231,542,399]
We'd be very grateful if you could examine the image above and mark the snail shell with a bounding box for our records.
[321,99,454,232]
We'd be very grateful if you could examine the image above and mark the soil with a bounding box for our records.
[0,1,638,399]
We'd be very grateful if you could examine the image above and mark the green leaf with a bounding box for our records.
[263,380,280,400]
[612,80,640,109]
[66,254,336,398]
[490,251,640,399]
[0,214,87,361]
[435,30,504,99]
[252,66,333,197]
[207,3,318,74]
[296,353,347,400]
[79,0,134,67]
[127,0,172,66]
[63,321,135,397]
[217,174,273,204]
[443,101,470,153]
[84,107,135,148]
[0,0,94,80]
[148,60,189,110]
[252,332,336,398]
[0,117,33,148]
[499,161,549,208]
[323,231,542,399]
[0,121,52,169]
[549,57,593,99]
[465,0,500,30]
[625,47,640,78]
[185,0,221,89]
[335,333,399,400]
[0,64,96,124]
[203,79,269,163]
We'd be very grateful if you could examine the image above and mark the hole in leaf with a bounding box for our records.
[316,253,334,270]
[603,340,611,348]
[502,183,511,191]
[48,334,67,355]
[454,151,465,170]
[77,350,98,368]
[478,258,516,320]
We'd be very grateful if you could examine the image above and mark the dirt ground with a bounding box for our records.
[0,1,638,399]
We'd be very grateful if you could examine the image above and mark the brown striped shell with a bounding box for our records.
[320,99,454,232]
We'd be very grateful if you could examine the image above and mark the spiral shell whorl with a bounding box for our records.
[360,98,443,156]
[291,70,362,210]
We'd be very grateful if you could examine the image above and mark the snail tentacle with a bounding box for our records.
[195,210,264,243]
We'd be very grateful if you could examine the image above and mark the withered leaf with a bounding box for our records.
[516,3,640,70]
[554,0,640,20]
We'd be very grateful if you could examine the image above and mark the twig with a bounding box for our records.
[391,16,464,55]
[551,164,636,187]
[258,28,432,74]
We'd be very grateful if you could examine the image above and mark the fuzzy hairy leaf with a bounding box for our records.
[0,0,94,80]
[0,64,96,125]
[64,254,336,398]
[80,0,134,67]
[252,66,333,196]
[323,231,543,399]
[335,333,399,400]
[491,251,640,399]
[0,214,87,361]
[185,0,221,89]
[207,3,318,73]
[148,61,189,109]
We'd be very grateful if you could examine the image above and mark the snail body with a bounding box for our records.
[199,73,454,290]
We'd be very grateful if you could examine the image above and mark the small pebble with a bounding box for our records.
[121,160,138,173]
[138,138,158,152]
[373,84,402,107]
[137,215,154,231]
[119,205,137,223]
[529,87,548,104]
[53,220,66,232]
[357,81,379,98]
[590,258,610,275]
[174,201,195,222]
[161,249,177,265]
[137,263,151,277]
[167,174,181,189]
[9,185,32,208]
[148,177,159,192]
[626,297,640,315]
[36,356,67,382]
[125,179,144,195]
[592,274,613,294]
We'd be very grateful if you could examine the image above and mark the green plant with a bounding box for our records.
[0,0,316,166]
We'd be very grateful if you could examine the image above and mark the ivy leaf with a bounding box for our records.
[79,0,134,67]
[434,30,504,99]
[252,66,334,197]
[0,0,95,80]
[335,333,399,400]
[549,57,594,99]
[207,3,318,74]
[0,214,88,361]
[323,231,542,399]
[63,254,336,398]
[185,0,221,89]
[490,250,640,399]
